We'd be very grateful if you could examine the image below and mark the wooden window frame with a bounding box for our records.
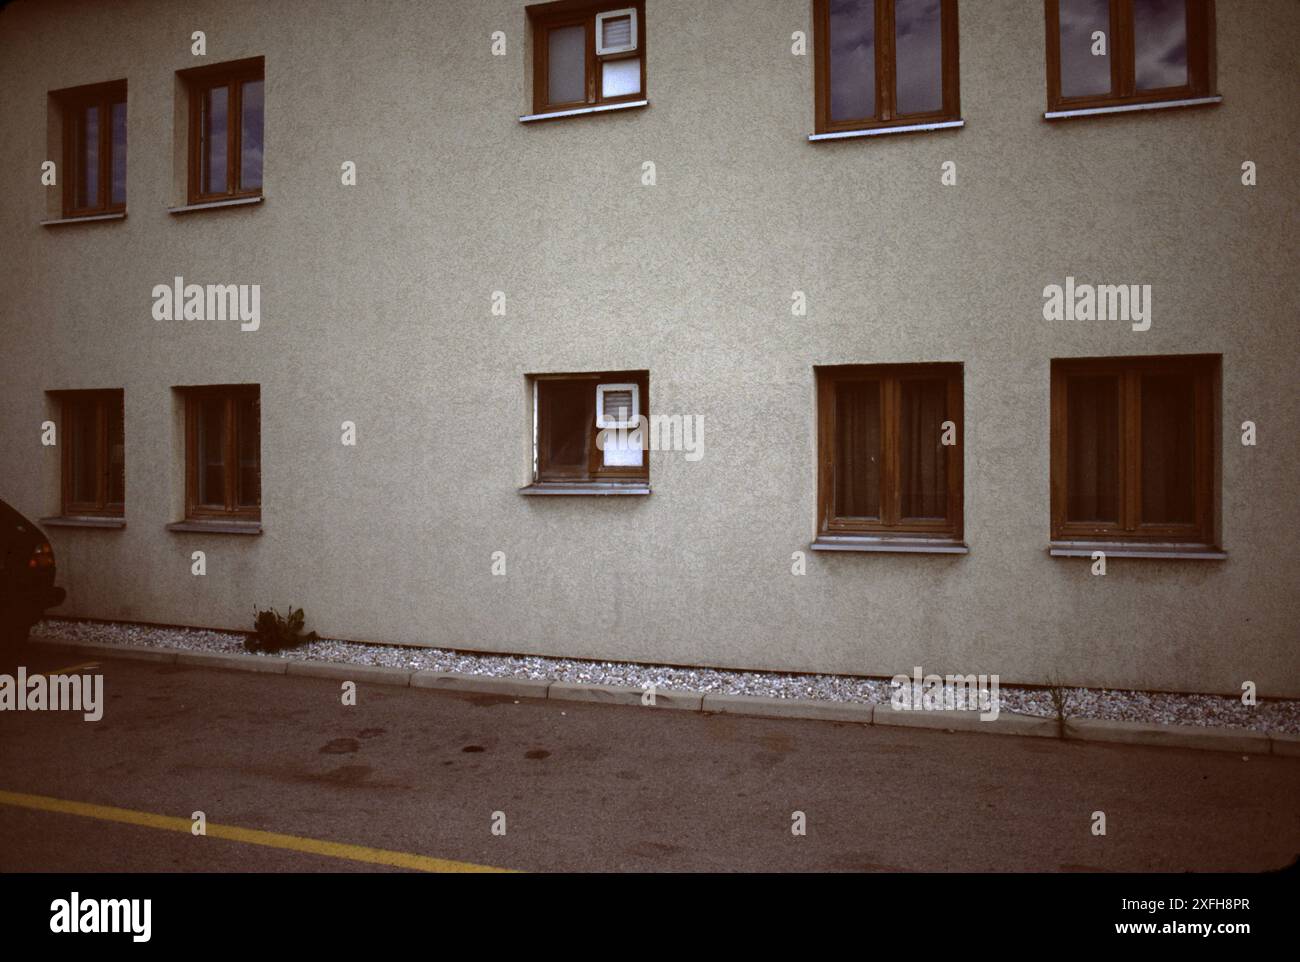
[528,0,646,116]
[183,385,261,523]
[1044,0,1215,112]
[534,371,649,484]
[58,80,127,218]
[1050,355,1217,547]
[816,363,963,541]
[55,389,124,518]
[182,57,264,205]
[813,0,961,135]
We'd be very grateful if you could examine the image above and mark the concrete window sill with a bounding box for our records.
[808,119,964,142]
[168,196,263,215]
[166,520,263,535]
[1044,96,1222,120]
[40,516,126,529]
[1049,542,1226,560]
[519,100,648,123]
[519,482,650,496]
[811,536,968,555]
[41,212,126,227]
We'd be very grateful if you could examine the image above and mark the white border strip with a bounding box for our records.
[808,119,964,141]
[519,100,648,123]
[1044,96,1222,120]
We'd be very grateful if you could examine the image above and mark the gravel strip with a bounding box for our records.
[32,617,1300,735]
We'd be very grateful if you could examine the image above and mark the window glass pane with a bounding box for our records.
[548,24,586,104]
[542,381,590,475]
[601,58,641,97]
[236,394,260,507]
[110,100,127,205]
[1134,0,1188,90]
[203,85,228,195]
[76,104,99,209]
[894,0,943,116]
[68,399,98,505]
[828,0,876,122]
[196,396,227,506]
[1058,0,1112,98]
[833,380,882,518]
[108,394,125,505]
[1065,375,1120,522]
[1140,373,1196,524]
[239,79,264,190]
[898,378,948,519]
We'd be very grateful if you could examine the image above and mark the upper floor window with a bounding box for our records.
[527,1,645,117]
[814,364,964,550]
[54,389,125,518]
[57,81,127,217]
[1046,0,1216,112]
[181,58,264,203]
[1050,355,1218,549]
[814,0,960,135]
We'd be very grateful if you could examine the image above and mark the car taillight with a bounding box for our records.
[29,542,55,569]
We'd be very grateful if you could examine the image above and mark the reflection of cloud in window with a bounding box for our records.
[1134,0,1187,90]
[895,0,942,116]
[1058,0,1110,98]
[829,0,875,121]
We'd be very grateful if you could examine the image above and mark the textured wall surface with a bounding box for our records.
[1,0,1297,696]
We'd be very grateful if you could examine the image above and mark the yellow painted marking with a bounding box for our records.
[0,789,509,873]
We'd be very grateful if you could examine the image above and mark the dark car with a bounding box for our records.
[1,499,66,644]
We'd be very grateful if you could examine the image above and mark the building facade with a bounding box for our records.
[1,0,1296,696]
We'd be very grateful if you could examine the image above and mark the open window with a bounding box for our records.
[526,1,646,118]
[525,371,649,493]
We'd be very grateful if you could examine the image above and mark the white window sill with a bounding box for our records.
[168,196,263,215]
[41,212,126,227]
[519,482,650,496]
[166,520,262,535]
[519,100,648,123]
[1049,542,1226,560]
[811,536,968,555]
[1044,96,1222,120]
[39,516,126,529]
[808,119,964,142]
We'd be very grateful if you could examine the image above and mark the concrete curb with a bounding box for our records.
[174,650,289,674]
[31,635,180,664]
[548,681,703,711]
[874,705,1059,738]
[410,671,552,699]
[22,637,1298,757]
[1066,716,1272,755]
[285,660,412,687]
[1269,733,1300,757]
[702,692,874,725]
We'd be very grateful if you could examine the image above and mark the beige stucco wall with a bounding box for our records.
[1,0,1297,696]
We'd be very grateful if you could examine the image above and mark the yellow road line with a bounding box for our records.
[0,789,509,873]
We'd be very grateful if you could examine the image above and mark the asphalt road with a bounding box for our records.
[1,642,1297,872]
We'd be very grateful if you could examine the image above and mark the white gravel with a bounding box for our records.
[33,617,1300,735]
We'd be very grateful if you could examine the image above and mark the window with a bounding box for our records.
[529,372,648,488]
[181,58,264,203]
[54,390,125,517]
[1051,356,1217,549]
[528,1,645,117]
[183,386,261,522]
[815,364,963,549]
[1045,0,1215,112]
[814,0,960,135]
[57,81,127,217]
